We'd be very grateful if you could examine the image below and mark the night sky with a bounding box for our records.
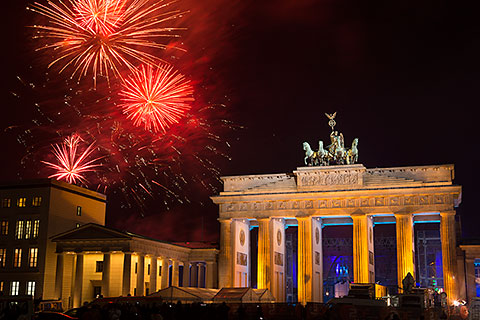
[1,0,479,242]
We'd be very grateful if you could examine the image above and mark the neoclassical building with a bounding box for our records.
[51,224,218,308]
[211,164,462,304]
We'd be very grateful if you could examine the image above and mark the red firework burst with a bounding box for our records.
[119,64,194,132]
[73,0,126,36]
[41,134,103,184]
[27,0,186,84]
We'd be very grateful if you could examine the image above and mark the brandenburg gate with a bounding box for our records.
[211,114,462,305]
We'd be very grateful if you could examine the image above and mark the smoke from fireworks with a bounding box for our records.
[41,133,103,184]
[10,0,240,216]
[27,0,187,84]
[119,63,194,132]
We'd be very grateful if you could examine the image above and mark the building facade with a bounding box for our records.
[211,164,462,304]
[51,223,218,308]
[0,179,106,299]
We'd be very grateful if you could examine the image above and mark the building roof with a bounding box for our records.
[0,178,106,202]
[172,242,218,249]
[149,287,219,302]
[51,223,218,251]
[213,288,258,302]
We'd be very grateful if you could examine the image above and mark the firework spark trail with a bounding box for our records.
[11,73,237,212]
[27,0,187,85]
[41,134,103,184]
[119,64,194,132]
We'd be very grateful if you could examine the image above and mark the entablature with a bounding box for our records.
[213,185,461,219]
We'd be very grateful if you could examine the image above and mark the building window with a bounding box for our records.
[25,220,32,240]
[32,197,42,207]
[29,248,38,268]
[0,248,6,267]
[26,281,35,296]
[17,198,26,208]
[147,264,151,275]
[159,265,162,276]
[15,220,24,240]
[96,261,103,272]
[32,220,40,239]
[135,262,138,274]
[76,206,82,216]
[1,198,10,208]
[10,281,20,296]
[76,223,81,228]
[14,248,22,268]
[0,281,3,293]
[1,220,8,235]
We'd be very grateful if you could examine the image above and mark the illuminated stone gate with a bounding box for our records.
[211,164,462,304]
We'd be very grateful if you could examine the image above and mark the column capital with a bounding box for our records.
[218,218,232,223]
[350,212,366,217]
[257,217,272,222]
[295,215,311,221]
[440,210,456,217]
[394,212,412,217]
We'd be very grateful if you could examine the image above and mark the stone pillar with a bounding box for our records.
[122,253,132,296]
[172,260,180,287]
[136,254,145,296]
[101,253,111,297]
[206,262,216,288]
[257,218,271,290]
[183,262,190,287]
[441,211,458,303]
[218,219,232,288]
[271,218,286,302]
[198,263,206,288]
[297,216,312,305]
[73,254,84,308]
[150,256,158,293]
[231,219,250,287]
[191,263,198,287]
[54,253,64,299]
[352,213,374,283]
[160,258,169,289]
[395,213,415,292]
[465,258,476,303]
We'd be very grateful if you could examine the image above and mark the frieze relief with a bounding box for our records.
[298,172,360,187]
[221,193,454,213]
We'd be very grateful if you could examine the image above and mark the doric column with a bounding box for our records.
[136,254,145,296]
[191,263,198,287]
[101,253,111,297]
[183,262,190,287]
[160,258,169,289]
[465,258,476,303]
[122,253,132,296]
[73,253,84,308]
[206,261,216,288]
[257,218,271,290]
[218,219,232,288]
[395,213,415,292]
[352,213,374,283]
[441,211,458,303]
[54,253,64,299]
[271,218,287,302]
[150,256,158,293]
[297,216,312,305]
[172,260,180,287]
[198,263,206,288]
